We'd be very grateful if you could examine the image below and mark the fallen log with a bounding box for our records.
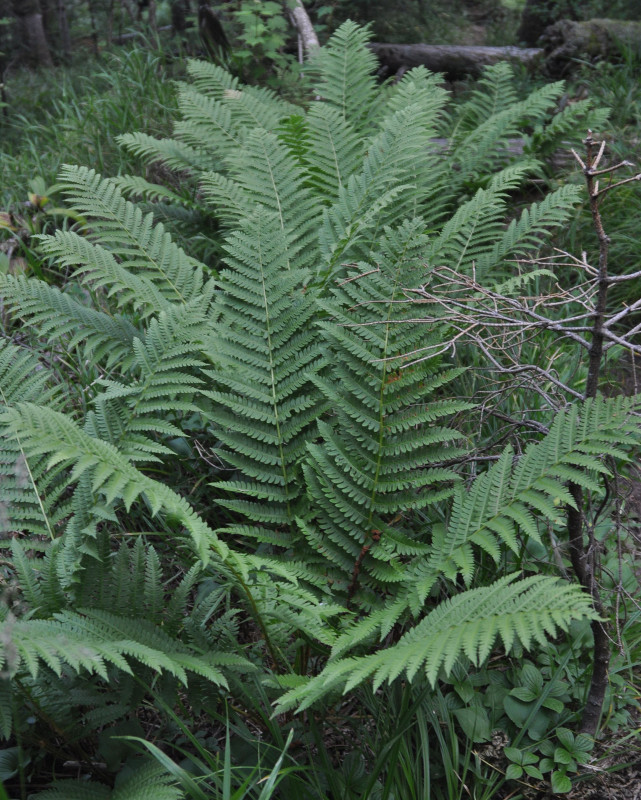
[368,43,543,79]
[541,18,641,76]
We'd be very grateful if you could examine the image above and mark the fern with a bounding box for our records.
[223,129,321,270]
[308,20,379,131]
[303,219,472,596]
[0,608,239,686]
[1,23,633,792]
[301,105,364,202]
[45,165,212,308]
[31,762,183,800]
[297,393,641,680]
[118,130,217,172]
[92,304,209,460]
[276,575,597,712]
[0,341,68,537]
[317,80,448,276]
[202,209,326,541]
[1,274,139,369]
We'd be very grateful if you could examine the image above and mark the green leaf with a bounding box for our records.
[524,764,544,780]
[551,770,572,793]
[453,706,492,742]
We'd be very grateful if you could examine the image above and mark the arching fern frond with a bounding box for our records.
[316,393,641,666]
[200,171,250,229]
[225,129,321,271]
[0,403,222,566]
[51,165,211,307]
[91,303,209,460]
[174,85,242,159]
[30,761,183,800]
[302,104,364,203]
[427,394,641,592]
[118,130,217,172]
[37,230,170,317]
[0,607,241,686]
[427,162,539,277]
[0,274,139,369]
[318,88,448,276]
[276,575,597,712]
[451,76,563,185]
[113,174,198,208]
[0,341,68,537]
[476,183,582,277]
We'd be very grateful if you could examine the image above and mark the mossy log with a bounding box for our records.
[541,18,641,76]
[368,43,543,79]
[369,19,641,80]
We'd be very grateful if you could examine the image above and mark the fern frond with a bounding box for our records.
[1,274,138,368]
[200,171,250,228]
[305,219,472,594]
[0,403,222,567]
[318,86,448,275]
[302,105,364,202]
[202,209,326,538]
[37,230,170,317]
[421,395,641,594]
[174,84,242,158]
[451,68,564,183]
[225,129,321,270]
[0,341,68,537]
[118,130,216,171]
[186,57,239,96]
[52,165,210,307]
[427,162,538,277]
[276,575,597,712]
[452,62,518,134]
[476,183,582,276]
[309,20,379,131]
[32,761,183,800]
[113,174,197,208]
[90,304,208,459]
[525,99,610,156]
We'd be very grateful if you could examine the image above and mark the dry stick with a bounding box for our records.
[568,132,641,736]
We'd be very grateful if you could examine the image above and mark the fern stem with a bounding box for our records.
[235,573,291,674]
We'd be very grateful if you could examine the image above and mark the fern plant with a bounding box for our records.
[0,19,630,797]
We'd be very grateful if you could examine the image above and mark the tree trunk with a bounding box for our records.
[516,0,578,46]
[147,0,157,33]
[368,43,543,79]
[57,0,71,61]
[86,0,99,56]
[171,0,190,36]
[120,0,137,22]
[289,0,319,61]
[13,0,54,67]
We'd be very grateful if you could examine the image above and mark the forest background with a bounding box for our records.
[3,1,641,799]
